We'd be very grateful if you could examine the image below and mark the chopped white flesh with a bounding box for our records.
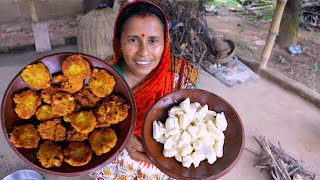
[153,121,166,140]
[214,139,224,158]
[190,102,201,110]
[196,104,208,119]
[207,110,217,117]
[152,98,228,168]
[175,154,183,162]
[182,155,193,168]
[215,112,228,131]
[181,144,193,157]
[168,106,183,115]
[164,136,174,150]
[206,147,217,164]
[165,117,178,130]
[191,151,206,168]
[179,114,191,130]
[207,120,225,140]
[163,147,178,158]
[187,125,199,139]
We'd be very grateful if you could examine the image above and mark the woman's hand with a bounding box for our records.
[126,135,151,163]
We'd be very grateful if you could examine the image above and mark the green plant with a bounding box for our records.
[208,0,240,7]
[255,10,262,19]
[237,40,257,51]
[310,65,320,73]
[300,45,307,51]
[276,55,286,64]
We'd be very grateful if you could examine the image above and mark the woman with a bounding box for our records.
[91,1,198,179]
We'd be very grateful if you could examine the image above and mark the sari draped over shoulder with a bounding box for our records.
[91,1,197,179]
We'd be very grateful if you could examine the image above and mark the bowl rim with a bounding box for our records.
[1,52,137,176]
[141,89,245,179]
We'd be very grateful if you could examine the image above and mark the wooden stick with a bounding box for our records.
[259,0,288,70]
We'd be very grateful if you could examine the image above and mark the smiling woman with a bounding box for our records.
[91,1,198,179]
[120,14,164,83]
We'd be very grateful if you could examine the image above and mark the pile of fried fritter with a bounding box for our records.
[10,54,130,168]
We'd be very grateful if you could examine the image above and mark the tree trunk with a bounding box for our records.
[278,0,301,48]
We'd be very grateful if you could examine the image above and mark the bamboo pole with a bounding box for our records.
[29,0,39,22]
[259,0,288,70]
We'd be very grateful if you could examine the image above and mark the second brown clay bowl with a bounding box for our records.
[142,89,244,179]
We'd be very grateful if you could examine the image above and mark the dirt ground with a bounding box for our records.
[1,10,319,94]
[0,17,77,48]
[206,9,320,94]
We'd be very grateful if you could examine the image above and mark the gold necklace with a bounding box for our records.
[126,66,138,87]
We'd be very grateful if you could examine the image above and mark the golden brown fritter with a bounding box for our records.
[36,105,58,121]
[74,86,100,108]
[94,95,129,128]
[52,74,83,94]
[10,124,40,149]
[89,128,117,156]
[64,111,97,134]
[63,142,92,167]
[52,74,68,83]
[61,79,83,94]
[51,93,75,116]
[21,63,51,90]
[37,119,66,141]
[89,68,116,97]
[36,141,64,168]
[74,102,82,112]
[40,86,61,104]
[62,55,91,81]
[66,126,88,141]
[13,89,41,119]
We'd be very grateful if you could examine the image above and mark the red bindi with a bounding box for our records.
[141,34,145,38]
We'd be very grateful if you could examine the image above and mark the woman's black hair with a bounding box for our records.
[115,2,166,40]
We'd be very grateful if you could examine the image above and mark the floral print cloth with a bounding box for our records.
[90,149,175,180]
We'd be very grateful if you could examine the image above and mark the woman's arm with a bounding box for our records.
[126,135,151,163]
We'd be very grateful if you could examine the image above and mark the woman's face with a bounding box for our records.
[120,14,165,78]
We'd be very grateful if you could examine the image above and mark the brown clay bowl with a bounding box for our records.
[142,89,244,180]
[1,52,136,176]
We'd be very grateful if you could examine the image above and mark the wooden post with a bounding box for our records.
[259,0,288,70]
[29,0,39,21]
[28,0,52,52]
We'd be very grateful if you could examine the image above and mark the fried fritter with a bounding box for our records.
[63,142,92,167]
[36,105,58,121]
[36,141,63,168]
[89,68,116,97]
[62,55,91,81]
[64,111,97,133]
[74,102,82,112]
[74,86,100,108]
[37,119,66,141]
[94,95,129,128]
[52,74,83,94]
[66,126,88,141]
[51,93,75,116]
[21,63,51,90]
[40,86,61,104]
[89,128,117,156]
[10,124,40,149]
[61,79,83,94]
[13,89,41,119]
[52,74,68,83]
